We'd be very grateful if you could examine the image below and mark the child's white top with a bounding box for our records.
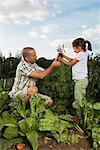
[72,51,88,80]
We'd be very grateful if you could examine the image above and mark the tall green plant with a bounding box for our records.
[37,64,74,114]
[87,54,100,102]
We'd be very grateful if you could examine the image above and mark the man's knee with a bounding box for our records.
[27,86,38,95]
[45,98,53,106]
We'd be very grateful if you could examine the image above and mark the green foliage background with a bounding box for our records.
[36,63,74,114]
[0,54,100,114]
[0,53,100,149]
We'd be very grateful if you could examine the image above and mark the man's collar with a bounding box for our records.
[21,56,36,66]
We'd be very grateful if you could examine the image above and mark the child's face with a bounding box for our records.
[73,46,82,53]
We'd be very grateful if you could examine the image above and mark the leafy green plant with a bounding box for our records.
[80,100,100,150]
[0,54,100,150]
[37,64,74,114]
[0,91,9,112]
[0,94,79,150]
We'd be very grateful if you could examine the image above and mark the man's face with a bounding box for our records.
[26,50,37,63]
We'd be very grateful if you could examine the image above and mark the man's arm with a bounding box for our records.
[29,60,61,79]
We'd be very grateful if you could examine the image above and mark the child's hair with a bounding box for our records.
[72,38,92,51]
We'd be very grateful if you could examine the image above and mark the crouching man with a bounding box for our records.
[9,47,61,106]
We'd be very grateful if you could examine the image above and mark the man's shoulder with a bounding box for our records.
[16,61,24,70]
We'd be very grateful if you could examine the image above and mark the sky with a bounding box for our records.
[0,0,100,59]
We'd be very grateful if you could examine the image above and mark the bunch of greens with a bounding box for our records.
[83,101,100,149]
[0,94,79,150]
[0,81,9,113]
[75,98,100,150]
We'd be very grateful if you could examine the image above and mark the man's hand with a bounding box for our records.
[51,59,61,68]
[56,52,63,61]
[58,52,63,57]
[57,56,63,62]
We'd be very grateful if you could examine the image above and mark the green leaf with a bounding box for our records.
[17,97,26,118]
[2,111,17,127]
[39,109,73,134]
[39,110,57,132]
[92,127,100,149]
[0,91,9,110]
[18,119,31,134]
[26,131,38,150]
[3,126,18,139]
[18,117,35,134]
[58,114,72,121]
[93,102,100,110]
[0,139,11,150]
[39,118,55,132]
[0,117,4,131]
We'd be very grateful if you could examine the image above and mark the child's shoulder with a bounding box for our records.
[78,51,87,56]
[75,51,87,60]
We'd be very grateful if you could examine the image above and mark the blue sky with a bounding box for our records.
[0,0,100,58]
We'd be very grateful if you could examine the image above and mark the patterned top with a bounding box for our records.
[9,57,44,97]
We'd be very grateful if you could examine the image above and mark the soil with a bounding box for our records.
[38,137,90,150]
[11,138,90,150]
[11,131,90,150]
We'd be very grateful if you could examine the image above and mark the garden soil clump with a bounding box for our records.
[38,135,90,150]
[10,136,90,150]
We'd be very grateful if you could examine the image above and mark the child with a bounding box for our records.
[58,38,92,116]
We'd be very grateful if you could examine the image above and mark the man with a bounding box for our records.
[9,47,61,105]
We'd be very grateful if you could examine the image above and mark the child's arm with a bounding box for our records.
[62,53,73,62]
[58,56,79,67]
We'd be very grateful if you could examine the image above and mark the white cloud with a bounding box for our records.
[29,28,38,38]
[29,23,58,39]
[42,0,48,6]
[82,24,100,39]
[0,0,19,7]
[0,15,9,23]
[50,38,73,50]
[0,0,50,24]
[53,4,59,8]
[51,24,100,55]
[41,24,58,34]
[81,25,87,29]
[40,34,47,39]
[52,13,56,18]
[82,24,100,51]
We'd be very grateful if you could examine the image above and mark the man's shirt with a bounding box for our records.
[9,58,44,98]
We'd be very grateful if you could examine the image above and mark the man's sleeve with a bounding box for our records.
[20,65,34,77]
[33,63,44,71]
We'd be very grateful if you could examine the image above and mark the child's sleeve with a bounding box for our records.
[75,53,82,61]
